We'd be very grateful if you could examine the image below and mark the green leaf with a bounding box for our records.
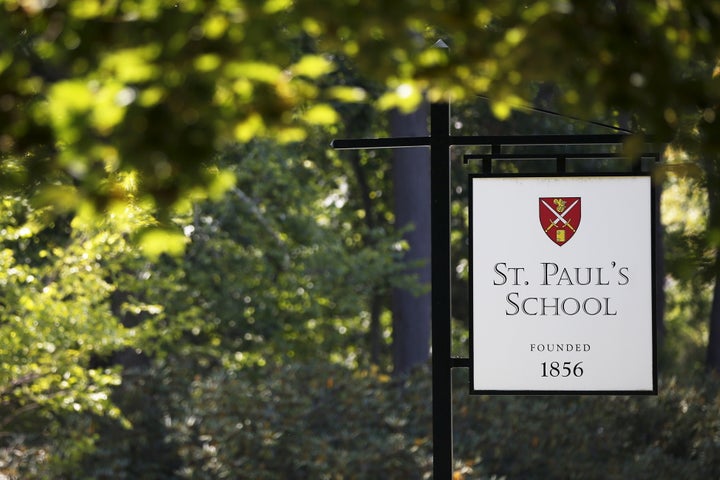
[137,227,189,259]
[327,86,368,103]
[291,55,335,79]
[302,104,339,125]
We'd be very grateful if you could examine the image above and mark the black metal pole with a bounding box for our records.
[431,102,453,479]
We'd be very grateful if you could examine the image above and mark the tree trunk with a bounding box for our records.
[390,103,432,375]
[701,99,720,370]
[705,157,720,371]
[653,176,666,348]
[706,249,720,371]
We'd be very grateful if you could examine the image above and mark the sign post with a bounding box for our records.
[332,103,659,479]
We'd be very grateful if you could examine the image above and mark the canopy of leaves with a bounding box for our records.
[3,0,720,210]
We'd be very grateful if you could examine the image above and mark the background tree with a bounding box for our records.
[699,101,720,371]
[389,102,431,375]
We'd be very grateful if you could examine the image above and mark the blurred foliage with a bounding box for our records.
[2,1,720,478]
[454,372,720,479]
[1,128,718,477]
[171,139,409,369]
[0,195,130,428]
[0,131,415,477]
[661,171,715,372]
[166,363,432,480]
[3,0,720,213]
[7,362,720,479]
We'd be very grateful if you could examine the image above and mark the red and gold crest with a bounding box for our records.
[539,197,581,245]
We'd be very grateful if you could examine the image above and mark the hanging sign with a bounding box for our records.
[469,174,656,394]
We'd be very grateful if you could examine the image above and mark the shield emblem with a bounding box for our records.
[539,197,581,246]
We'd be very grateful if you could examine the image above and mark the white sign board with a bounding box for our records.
[470,175,656,394]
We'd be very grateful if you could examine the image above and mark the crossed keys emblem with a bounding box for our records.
[538,197,581,246]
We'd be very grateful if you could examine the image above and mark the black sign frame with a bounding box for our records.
[468,171,658,396]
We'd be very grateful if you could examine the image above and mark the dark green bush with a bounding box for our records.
[166,365,720,479]
[166,363,433,480]
[454,375,720,479]
[7,364,720,479]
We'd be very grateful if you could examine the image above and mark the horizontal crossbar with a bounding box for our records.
[464,152,661,164]
[332,133,658,151]
[330,136,431,149]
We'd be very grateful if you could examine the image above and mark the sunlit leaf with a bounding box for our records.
[225,62,282,83]
[377,82,423,113]
[327,86,368,103]
[490,99,512,120]
[99,46,161,83]
[234,113,266,141]
[276,126,308,143]
[194,54,222,72]
[137,227,189,258]
[202,13,230,39]
[291,55,335,79]
[302,104,339,125]
[263,0,292,14]
[33,185,82,212]
[206,168,236,200]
